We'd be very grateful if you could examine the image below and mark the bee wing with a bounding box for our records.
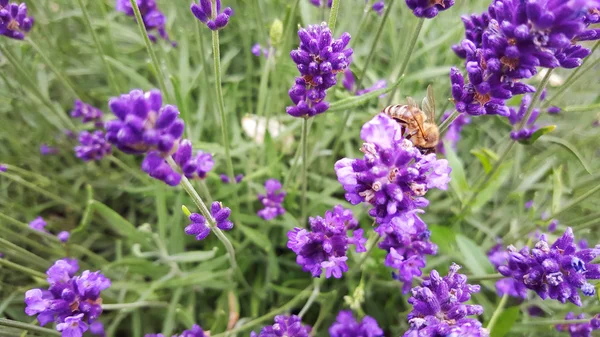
[406,97,417,109]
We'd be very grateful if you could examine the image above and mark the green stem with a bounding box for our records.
[301,118,309,225]
[353,230,382,273]
[0,258,47,279]
[486,294,509,331]
[76,0,120,93]
[0,318,60,336]
[167,157,251,291]
[543,41,600,108]
[27,37,80,100]
[551,183,600,219]
[328,0,341,31]
[438,110,460,135]
[523,318,591,326]
[299,278,323,318]
[211,286,312,337]
[386,18,425,106]
[0,42,74,130]
[129,0,169,99]
[211,30,236,184]
[0,171,80,210]
[102,301,168,310]
[517,69,553,130]
[562,103,600,113]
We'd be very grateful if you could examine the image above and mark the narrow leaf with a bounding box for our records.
[456,234,494,276]
[490,306,520,337]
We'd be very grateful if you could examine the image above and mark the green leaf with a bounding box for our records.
[470,148,495,173]
[90,200,153,249]
[238,225,273,253]
[164,248,218,263]
[429,224,456,255]
[471,161,512,212]
[552,166,563,214]
[105,56,153,89]
[455,234,494,276]
[542,135,593,175]
[490,306,520,337]
[444,145,469,202]
[518,125,556,145]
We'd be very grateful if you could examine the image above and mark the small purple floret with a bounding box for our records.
[250,315,311,337]
[329,310,383,337]
[190,0,233,31]
[75,130,112,161]
[405,0,455,19]
[116,0,175,45]
[257,179,286,220]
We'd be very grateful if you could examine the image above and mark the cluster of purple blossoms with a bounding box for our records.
[252,43,270,58]
[329,311,383,337]
[75,131,113,161]
[190,0,233,31]
[556,313,600,337]
[287,205,366,278]
[0,1,33,40]
[309,0,332,7]
[342,69,387,97]
[257,179,286,221]
[497,228,600,306]
[40,144,59,156]
[250,315,311,337]
[71,100,104,125]
[403,263,488,337]
[185,201,233,241]
[29,216,47,232]
[450,1,600,128]
[145,324,205,337]
[488,240,528,299]
[437,110,471,154]
[405,0,455,19]
[24,258,111,337]
[220,173,243,184]
[116,0,175,46]
[335,114,450,290]
[286,23,353,118]
[172,139,214,180]
[105,89,187,185]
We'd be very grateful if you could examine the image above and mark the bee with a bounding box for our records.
[382,85,440,155]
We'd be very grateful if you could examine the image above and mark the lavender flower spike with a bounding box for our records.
[70,100,103,124]
[403,263,488,337]
[0,1,34,40]
[556,313,600,337]
[329,310,383,337]
[287,205,366,278]
[75,131,112,161]
[173,139,214,179]
[257,179,286,221]
[190,0,233,31]
[287,23,353,118]
[405,0,455,19]
[250,315,311,337]
[497,228,600,306]
[185,201,234,241]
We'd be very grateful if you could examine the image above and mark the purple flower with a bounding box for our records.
[334,113,451,226]
[579,239,589,249]
[286,23,353,118]
[106,89,184,156]
[372,1,385,15]
[116,0,175,46]
[190,0,233,31]
[185,201,233,241]
[508,93,548,141]
[287,205,365,278]
[436,110,471,154]
[40,144,59,156]
[548,219,558,232]
[58,231,70,243]
[173,139,214,179]
[257,179,286,220]
[70,100,103,124]
[56,314,88,337]
[90,321,105,337]
[25,259,109,334]
[497,228,600,306]
[329,310,383,337]
[403,263,488,337]
[525,200,534,209]
[179,324,206,337]
[0,1,34,40]
[251,315,311,337]
[252,43,269,58]
[405,0,455,19]
[548,106,562,114]
[452,12,491,58]
[220,174,244,184]
[141,151,182,186]
[556,313,600,337]
[75,130,112,161]
[29,216,47,232]
[309,0,332,7]
[0,163,6,172]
